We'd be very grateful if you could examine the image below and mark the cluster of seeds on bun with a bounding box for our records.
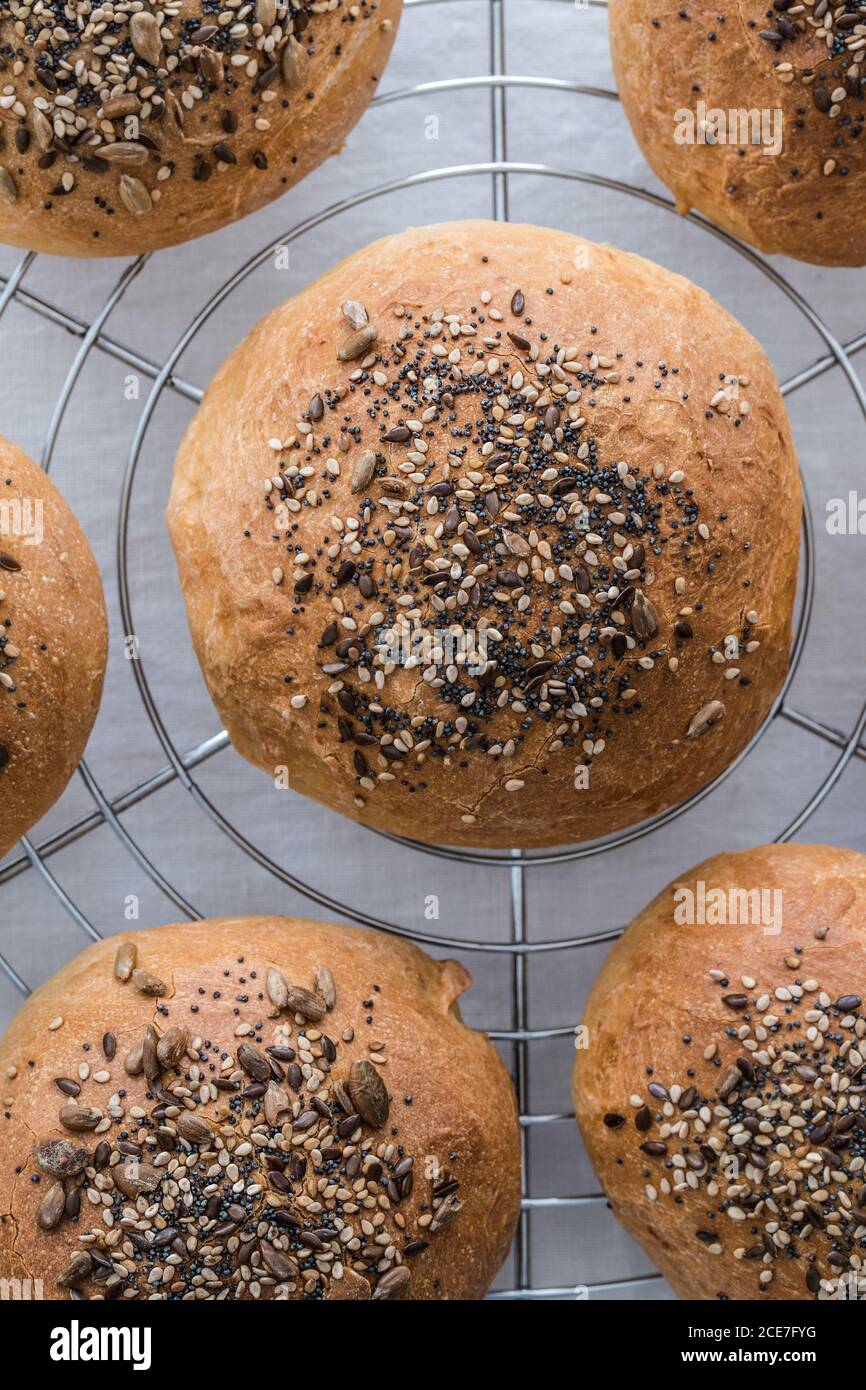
[754,0,866,173]
[602,950,866,1299]
[669,2,866,182]
[0,0,389,236]
[0,537,23,773]
[258,269,764,817]
[3,939,461,1300]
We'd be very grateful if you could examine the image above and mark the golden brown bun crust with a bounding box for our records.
[0,0,401,257]
[168,218,801,849]
[0,436,107,859]
[573,843,866,1300]
[0,917,520,1301]
[609,0,866,267]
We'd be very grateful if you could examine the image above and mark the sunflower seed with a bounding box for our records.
[237,1041,271,1082]
[101,93,141,120]
[351,449,377,494]
[35,1137,88,1178]
[132,968,165,996]
[102,1031,117,1061]
[37,1182,66,1231]
[315,965,336,1010]
[372,1265,411,1300]
[348,1059,389,1127]
[163,91,185,134]
[260,1241,298,1281]
[0,166,17,205]
[198,46,224,85]
[60,1105,102,1133]
[717,1065,742,1099]
[93,1141,111,1169]
[101,142,148,167]
[119,175,152,216]
[263,1081,291,1127]
[332,1079,354,1115]
[429,1191,462,1232]
[342,299,369,330]
[113,1161,162,1199]
[156,1026,188,1069]
[266,967,289,1010]
[114,940,137,981]
[687,700,726,738]
[285,985,326,1021]
[130,12,162,65]
[281,37,308,88]
[142,1025,160,1084]
[124,1042,144,1076]
[57,1251,94,1287]
[253,62,277,94]
[338,324,378,362]
[631,588,660,641]
[175,1112,211,1146]
[32,110,53,150]
[502,530,531,558]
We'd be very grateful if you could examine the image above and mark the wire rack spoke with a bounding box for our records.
[0,732,227,889]
[0,268,203,402]
[781,704,866,761]
[0,251,34,321]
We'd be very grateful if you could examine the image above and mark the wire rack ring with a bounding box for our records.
[110,157,866,933]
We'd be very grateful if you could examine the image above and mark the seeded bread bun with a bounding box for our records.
[0,916,520,1301]
[0,0,401,257]
[609,0,866,267]
[0,436,107,860]
[168,219,800,849]
[573,842,866,1301]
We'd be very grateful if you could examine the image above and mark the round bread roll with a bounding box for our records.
[0,916,520,1301]
[0,436,107,860]
[609,0,866,267]
[573,842,866,1301]
[168,219,801,850]
[0,0,401,257]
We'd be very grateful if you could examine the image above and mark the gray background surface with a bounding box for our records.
[0,0,864,1299]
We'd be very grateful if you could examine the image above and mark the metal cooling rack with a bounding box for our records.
[1,0,865,1300]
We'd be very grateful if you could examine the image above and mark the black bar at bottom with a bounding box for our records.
[0,1288,852,1372]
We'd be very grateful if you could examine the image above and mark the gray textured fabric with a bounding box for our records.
[0,0,864,1299]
